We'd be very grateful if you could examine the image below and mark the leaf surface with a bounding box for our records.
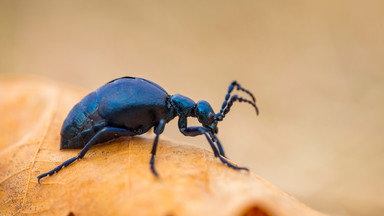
[0,76,325,216]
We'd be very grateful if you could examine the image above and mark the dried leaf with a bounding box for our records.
[0,76,325,216]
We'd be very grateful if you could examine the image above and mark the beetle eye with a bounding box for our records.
[195,100,216,125]
[208,113,214,123]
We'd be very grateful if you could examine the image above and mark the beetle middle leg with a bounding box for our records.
[150,119,166,177]
[37,127,135,183]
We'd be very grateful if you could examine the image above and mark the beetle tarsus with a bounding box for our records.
[150,155,159,177]
[218,155,249,171]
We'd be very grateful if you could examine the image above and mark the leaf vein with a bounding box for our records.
[0,167,30,184]
[0,197,23,207]
[19,90,60,212]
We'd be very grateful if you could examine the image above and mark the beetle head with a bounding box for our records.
[195,100,218,134]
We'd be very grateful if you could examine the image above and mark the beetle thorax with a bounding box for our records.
[170,94,196,117]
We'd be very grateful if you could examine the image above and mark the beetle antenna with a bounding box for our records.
[216,81,257,120]
[215,94,259,121]
[228,81,256,102]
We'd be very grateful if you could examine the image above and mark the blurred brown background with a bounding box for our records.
[1,1,383,215]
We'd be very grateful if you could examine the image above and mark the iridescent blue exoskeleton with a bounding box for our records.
[38,76,259,183]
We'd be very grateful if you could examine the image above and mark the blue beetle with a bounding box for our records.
[38,76,259,182]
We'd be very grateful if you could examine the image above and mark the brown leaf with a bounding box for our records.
[0,76,325,216]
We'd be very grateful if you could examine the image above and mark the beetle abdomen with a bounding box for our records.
[60,77,173,149]
[97,77,171,131]
[60,92,107,149]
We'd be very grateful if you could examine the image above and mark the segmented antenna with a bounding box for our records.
[230,81,256,102]
[216,94,259,121]
[215,81,259,121]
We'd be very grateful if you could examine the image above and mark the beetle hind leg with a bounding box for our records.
[38,127,136,183]
[37,157,79,182]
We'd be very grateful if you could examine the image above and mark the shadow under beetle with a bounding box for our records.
[38,76,259,183]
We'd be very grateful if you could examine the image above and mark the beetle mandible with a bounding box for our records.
[37,76,259,182]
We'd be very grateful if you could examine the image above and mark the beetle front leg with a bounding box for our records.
[180,126,220,157]
[178,117,226,157]
[178,117,248,171]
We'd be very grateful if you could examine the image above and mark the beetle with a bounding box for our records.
[37,76,259,183]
